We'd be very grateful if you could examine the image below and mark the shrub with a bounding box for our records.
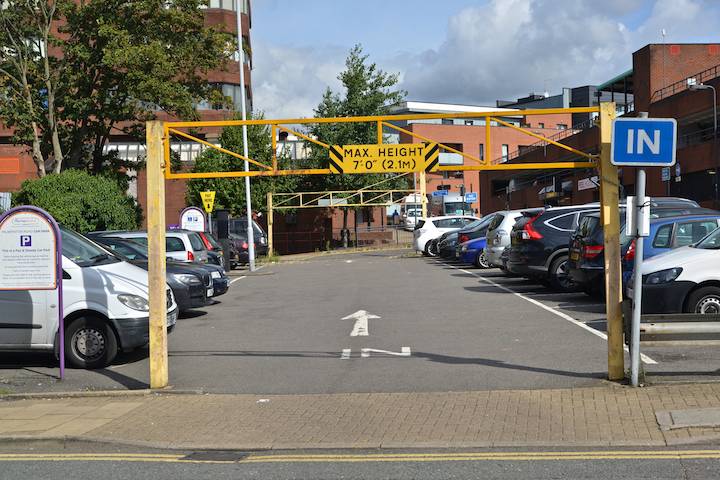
[13,169,141,233]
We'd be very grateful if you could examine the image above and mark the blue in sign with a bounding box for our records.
[611,118,677,167]
[432,190,448,197]
[464,192,478,203]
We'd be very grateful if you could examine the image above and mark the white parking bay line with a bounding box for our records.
[229,276,247,285]
[452,265,657,365]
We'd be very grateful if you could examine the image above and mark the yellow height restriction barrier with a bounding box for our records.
[146,104,624,388]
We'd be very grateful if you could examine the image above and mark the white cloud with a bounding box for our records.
[252,0,720,118]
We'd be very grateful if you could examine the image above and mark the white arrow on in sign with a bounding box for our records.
[342,310,380,337]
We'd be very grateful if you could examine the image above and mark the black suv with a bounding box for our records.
[507,205,599,291]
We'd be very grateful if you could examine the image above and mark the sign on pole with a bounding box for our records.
[180,207,206,232]
[200,191,216,213]
[611,118,677,167]
[464,192,478,203]
[431,190,448,197]
[328,143,440,174]
[0,206,65,379]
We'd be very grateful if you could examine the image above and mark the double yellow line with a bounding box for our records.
[3,450,720,464]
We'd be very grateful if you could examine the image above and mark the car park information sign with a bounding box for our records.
[0,210,57,290]
[180,207,206,232]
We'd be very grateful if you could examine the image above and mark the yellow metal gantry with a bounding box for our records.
[146,104,624,389]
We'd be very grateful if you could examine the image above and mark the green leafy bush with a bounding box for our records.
[13,169,141,233]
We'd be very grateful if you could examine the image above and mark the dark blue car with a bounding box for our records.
[456,237,489,268]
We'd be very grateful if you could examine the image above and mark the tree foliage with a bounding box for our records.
[186,113,298,215]
[0,0,231,176]
[13,169,141,232]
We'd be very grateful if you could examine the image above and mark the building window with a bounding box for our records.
[206,0,250,13]
[501,144,509,162]
[478,144,484,161]
[538,122,545,128]
[464,120,473,126]
[441,118,453,125]
[557,124,568,130]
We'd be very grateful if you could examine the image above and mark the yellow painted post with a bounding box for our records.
[267,192,274,258]
[377,120,383,145]
[146,121,168,389]
[598,102,624,381]
[419,170,427,218]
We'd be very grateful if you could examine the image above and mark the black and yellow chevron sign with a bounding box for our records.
[328,143,440,174]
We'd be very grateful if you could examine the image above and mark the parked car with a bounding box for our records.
[92,229,209,264]
[413,215,480,254]
[568,205,717,296]
[402,208,422,230]
[90,231,229,297]
[455,213,497,246]
[227,217,269,256]
[429,218,486,257]
[484,209,540,269]
[437,232,459,258]
[458,237,490,268]
[91,236,212,313]
[198,232,227,269]
[0,227,178,369]
[629,225,720,314]
[507,204,598,291]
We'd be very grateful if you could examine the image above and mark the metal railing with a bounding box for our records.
[651,63,720,102]
[491,118,597,164]
[271,225,413,255]
[677,126,718,148]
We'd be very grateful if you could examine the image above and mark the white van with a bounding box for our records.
[0,227,178,369]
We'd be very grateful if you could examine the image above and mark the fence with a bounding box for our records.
[651,62,720,102]
[271,225,414,255]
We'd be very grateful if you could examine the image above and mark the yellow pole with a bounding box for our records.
[377,120,383,145]
[267,192,274,258]
[485,116,491,164]
[419,170,427,218]
[146,121,168,389]
[271,125,277,172]
[598,102,624,381]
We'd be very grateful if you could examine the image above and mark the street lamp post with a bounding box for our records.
[689,83,718,207]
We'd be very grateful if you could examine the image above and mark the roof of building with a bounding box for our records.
[389,101,519,115]
[597,69,634,94]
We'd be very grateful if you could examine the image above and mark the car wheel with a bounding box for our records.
[475,251,490,269]
[686,286,720,314]
[549,255,577,292]
[426,241,438,257]
[65,316,118,369]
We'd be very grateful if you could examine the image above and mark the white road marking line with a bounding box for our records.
[229,276,246,285]
[341,349,351,360]
[556,302,607,308]
[360,347,411,358]
[454,266,658,365]
[342,310,380,337]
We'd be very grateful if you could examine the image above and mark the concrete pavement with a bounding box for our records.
[4,383,720,450]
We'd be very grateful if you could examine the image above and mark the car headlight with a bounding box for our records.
[643,267,683,285]
[117,294,150,312]
[173,273,202,285]
[211,271,221,279]
[461,246,468,252]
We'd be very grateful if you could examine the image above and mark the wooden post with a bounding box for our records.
[267,192,274,258]
[598,103,624,381]
[146,121,168,389]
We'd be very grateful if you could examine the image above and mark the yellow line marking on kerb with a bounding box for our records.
[3,450,720,464]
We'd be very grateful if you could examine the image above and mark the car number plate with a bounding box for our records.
[207,288,214,297]
[167,309,178,327]
[570,251,580,261]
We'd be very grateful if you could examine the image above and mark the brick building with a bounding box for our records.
[0,0,253,227]
[479,43,720,213]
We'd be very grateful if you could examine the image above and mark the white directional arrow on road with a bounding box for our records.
[342,310,380,337]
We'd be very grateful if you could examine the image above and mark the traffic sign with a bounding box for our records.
[611,117,677,167]
[464,192,478,203]
[200,191,216,213]
[661,167,671,182]
[432,190,448,197]
[328,143,440,174]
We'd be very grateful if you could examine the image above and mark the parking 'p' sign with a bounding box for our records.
[611,117,677,167]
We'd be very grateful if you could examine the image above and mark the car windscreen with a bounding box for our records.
[205,234,222,250]
[487,213,504,231]
[693,225,720,249]
[61,227,120,267]
[188,233,205,251]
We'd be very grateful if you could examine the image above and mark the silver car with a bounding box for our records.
[484,209,541,268]
[92,229,209,264]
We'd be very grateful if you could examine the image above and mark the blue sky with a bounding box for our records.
[250,0,720,118]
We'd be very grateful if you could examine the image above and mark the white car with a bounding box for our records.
[413,215,480,254]
[402,209,422,231]
[628,226,720,315]
[0,227,178,369]
[484,208,542,268]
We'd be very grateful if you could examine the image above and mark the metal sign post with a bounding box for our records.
[0,206,64,379]
[611,113,677,386]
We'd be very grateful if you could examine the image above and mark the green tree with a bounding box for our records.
[186,113,298,215]
[13,169,141,232]
[0,0,231,176]
[307,45,409,228]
